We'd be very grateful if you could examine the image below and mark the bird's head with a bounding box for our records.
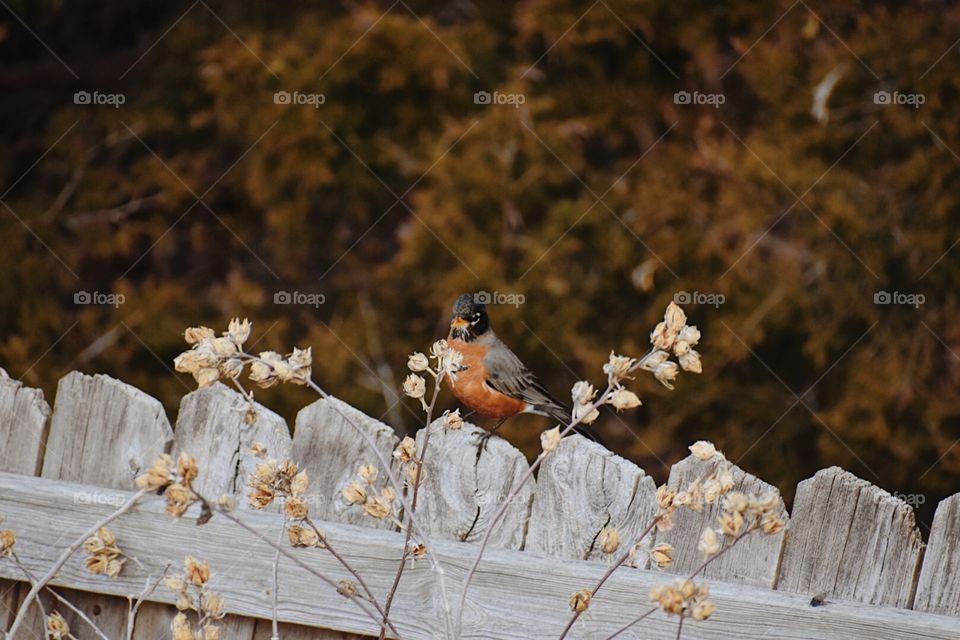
[450,293,489,340]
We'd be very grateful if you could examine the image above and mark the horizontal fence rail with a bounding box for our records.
[0,368,958,639]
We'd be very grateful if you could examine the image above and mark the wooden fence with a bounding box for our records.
[1,368,959,639]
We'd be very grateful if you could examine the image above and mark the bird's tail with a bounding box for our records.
[540,401,605,446]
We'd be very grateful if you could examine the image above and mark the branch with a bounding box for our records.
[125,564,169,640]
[557,515,662,639]
[379,374,444,639]
[9,552,110,640]
[5,488,148,639]
[201,497,401,639]
[270,514,286,640]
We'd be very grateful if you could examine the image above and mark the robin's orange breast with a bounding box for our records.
[447,338,527,419]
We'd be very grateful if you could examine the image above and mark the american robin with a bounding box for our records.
[446,293,601,445]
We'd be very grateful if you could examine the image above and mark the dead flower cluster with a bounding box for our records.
[83,526,125,579]
[649,579,716,621]
[342,463,399,523]
[136,453,201,518]
[165,556,226,640]
[174,318,312,390]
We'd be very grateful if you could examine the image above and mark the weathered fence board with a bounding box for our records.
[526,436,658,563]
[0,369,49,477]
[173,383,292,508]
[914,493,960,616]
[777,466,924,607]
[0,369,49,639]
[414,422,534,549]
[41,371,173,486]
[292,397,399,530]
[1,472,958,640]
[657,453,788,587]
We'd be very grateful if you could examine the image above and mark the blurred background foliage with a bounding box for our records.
[1,0,959,529]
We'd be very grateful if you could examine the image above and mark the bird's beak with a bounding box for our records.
[451,316,469,329]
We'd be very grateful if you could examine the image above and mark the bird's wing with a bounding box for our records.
[482,338,566,410]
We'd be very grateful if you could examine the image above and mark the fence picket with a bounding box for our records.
[0,371,49,637]
[914,493,960,615]
[525,436,658,562]
[657,453,788,587]
[777,466,923,607]
[19,372,174,640]
[414,422,534,549]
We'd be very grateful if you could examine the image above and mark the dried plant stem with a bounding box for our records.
[306,373,453,637]
[302,516,384,617]
[126,564,169,640]
[602,606,657,640]
[379,376,444,640]
[454,349,657,635]
[604,529,754,639]
[6,488,147,639]
[205,499,402,639]
[271,514,285,640]
[675,611,685,639]
[10,552,110,640]
[557,515,662,639]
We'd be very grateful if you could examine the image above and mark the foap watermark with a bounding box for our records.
[874,290,925,308]
[892,491,926,507]
[674,290,725,308]
[474,290,525,308]
[874,90,924,109]
[674,90,725,108]
[274,90,325,108]
[74,290,125,308]
[274,290,326,308]
[474,90,525,108]
[74,90,126,108]
[74,490,127,508]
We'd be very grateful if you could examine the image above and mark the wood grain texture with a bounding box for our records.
[414,422,534,549]
[778,466,924,608]
[525,435,658,562]
[1,472,958,640]
[42,371,173,486]
[0,369,49,477]
[172,383,292,509]
[0,371,47,638]
[657,453,788,587]
[914,493,960,615]
[291,397,398,529]
[29,372,175,640]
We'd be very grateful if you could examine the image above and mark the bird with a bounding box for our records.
[445,292,601,446]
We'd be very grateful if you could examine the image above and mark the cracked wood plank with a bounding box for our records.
[14,372,175,640]
[657,452,788,588]
[291,396,399,530]
[777,466,924,607]
[413,421,534,549]
[172,383,292,509]
[914,493,960,616]
[525,435,658,562]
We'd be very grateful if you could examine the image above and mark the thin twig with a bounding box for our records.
[271,514,286,640]
[557,515,662,639]
[5,489,148,639]
[675,611,685,639]
[603,529,756,639]
[202,497,401,639]
[379,373,444,639]
[126,564,170,640]
[10,552,110,640]
[302,515,389,626]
